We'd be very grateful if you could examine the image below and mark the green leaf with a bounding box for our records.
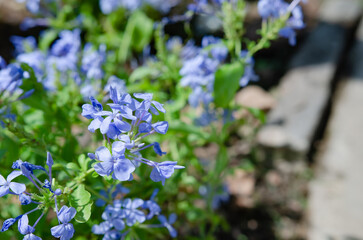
[78,154,90,172]
[39,30,58,51]
[19,63,50,113]
[119,11,153,61]
[213,62,244,108]
[210,146,229,179]
[129,66,159,82]
[66,162,79,171]
[69,184,93,223]
[74,202,93,223]
[69,184,91,206]
[169,120,210,141]
[129,11,153,51]
[91,171,99,178]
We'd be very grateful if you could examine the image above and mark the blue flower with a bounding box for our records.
[12,160,46,173]
[99,0,121,14]
[239,50,259,87]
[150,161,184,185]
[257,0,305,46]
[48,29,81,72]
[158,214,177,238]
[1,216,21,232]
[121,198,146,226]
[93,143,136,181]
[18,215,41,240]
[19,193,32,205]
[0,56,6,69]
[0,64,24,94]
[180,36,226,109]
[101,203,126,231]
[143,189,161,219]
[10,36,37,55]
[82,96,103,119]
[153,142,166,156]
[84,90,184,185]
[81,44,106,80]
[0,171,26,197]
[104,76,127,101]
[51,206,76,240]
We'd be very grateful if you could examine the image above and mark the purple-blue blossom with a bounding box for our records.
[18,215,41,240]
[93,143,136,181]
[0,171,26,197]
[239,50,259,87]
[10,36,37,55]
[83,89,183,185]
[51,206,76,240]
[257,0,305,46]
[93,186,178,238]
[15,0,41,14]
[150,161,184,185]
[81,44,106,80]
[158,214,177,238]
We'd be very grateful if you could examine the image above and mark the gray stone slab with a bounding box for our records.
[308,79,363,240]
[308,18,363,240]
[258,64,334,151]
[319,0,362,26]
[258,20,349,152]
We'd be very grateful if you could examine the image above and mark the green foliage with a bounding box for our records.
[119,11,154,62]
[69,184,93,223]
[214,61,244,108]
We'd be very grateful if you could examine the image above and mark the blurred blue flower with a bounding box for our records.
[257,0,305,46]
[158,214,177,238]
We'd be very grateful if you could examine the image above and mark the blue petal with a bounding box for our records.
[152,121,169,134]
[100,116,112,134]
[112,160,135,181]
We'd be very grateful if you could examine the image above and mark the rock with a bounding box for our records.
[257,125,288,148]
[194,143,219,169]
[235,86,276,111]
[301,0,324,21]
[308,18,363,240]
[308,79,363,240]
[319,0,362,26]
[226,169,255,208]
[0,0,29,25]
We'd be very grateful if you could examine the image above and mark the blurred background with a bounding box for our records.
[1,0,363,239]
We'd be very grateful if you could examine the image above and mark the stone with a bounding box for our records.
[0,0,29,25]
[319,0,362,26]
[235,85,276,111]
[308,18,363,239]
[308,80,363,240]
[225,169,255,208]
[257,125,288,148]
[258,20,349,153]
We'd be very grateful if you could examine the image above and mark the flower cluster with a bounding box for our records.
[99,0,180,14]
[179,36,257,125]
[82,89,184,185]
[93,187,178,238]
[258,0,306,46]
[0,153,77,240]
[0,57,34,128]
[15,0,45,14]
[7,30,118,100]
